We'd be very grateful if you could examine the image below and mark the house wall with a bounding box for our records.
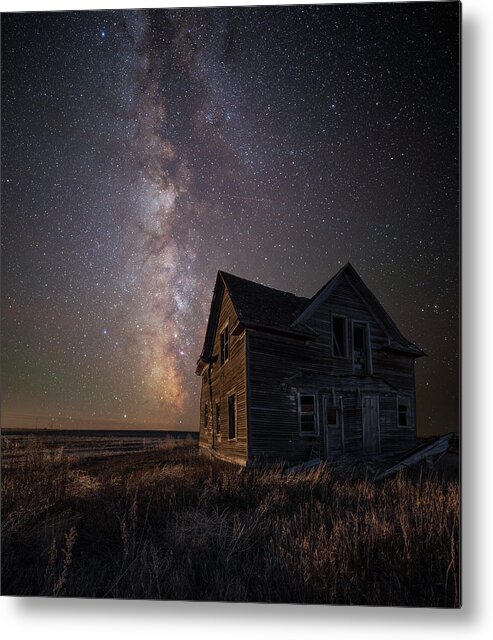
[248,275,417,463]
[198,289,248,465]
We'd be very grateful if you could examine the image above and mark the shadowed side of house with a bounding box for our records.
[196,263,425,466]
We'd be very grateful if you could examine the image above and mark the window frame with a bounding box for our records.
[396,395,413,429]
[215,399,221,437]
[203,402,209,431]
[331,314,348,358]
[227,389,237,441]
[351,319,373,375]
[219,321,230,366]
[325,397,343,428]
[297,392,319,437]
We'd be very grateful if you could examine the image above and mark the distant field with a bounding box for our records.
[1,433,459,606]
[1,429,198,463]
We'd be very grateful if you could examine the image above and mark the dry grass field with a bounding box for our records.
[1,433,459,606]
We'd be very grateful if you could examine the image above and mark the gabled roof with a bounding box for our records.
[197,263,424,367]
[220,271,310,330]
[198,272,313,366]
[293,262,424,357]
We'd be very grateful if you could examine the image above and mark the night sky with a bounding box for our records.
[1,2,459,434]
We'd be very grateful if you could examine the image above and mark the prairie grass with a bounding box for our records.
[1,436,459,606]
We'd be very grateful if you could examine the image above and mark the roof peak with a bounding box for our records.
[217,263,359,304]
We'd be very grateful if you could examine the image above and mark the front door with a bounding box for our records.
[324,396,344,458]
[362,395,380,454]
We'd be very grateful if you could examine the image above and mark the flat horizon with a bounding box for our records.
[1,414,198,432]
[2,426,199,432]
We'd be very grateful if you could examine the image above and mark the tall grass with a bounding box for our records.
[1,436,459,606]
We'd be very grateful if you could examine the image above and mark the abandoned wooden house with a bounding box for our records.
[196,262,425,466]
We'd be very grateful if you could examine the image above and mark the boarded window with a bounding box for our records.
[215,402,221,435]
[204,403,209,430]
[228,394,236,439]
[332,316,346,357]
[220,325,229,365]
[299,394,316,434]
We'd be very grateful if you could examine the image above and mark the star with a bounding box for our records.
[1,3,459,434]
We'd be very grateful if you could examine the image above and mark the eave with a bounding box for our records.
[379,344,426,358]
[195,355,214,376]
[244,321,317,340]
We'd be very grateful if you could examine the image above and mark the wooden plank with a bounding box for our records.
[283,458,322,476]
[375,434,453,480]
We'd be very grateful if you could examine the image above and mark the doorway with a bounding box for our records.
[362,395,380,454]
[323,396,344,458]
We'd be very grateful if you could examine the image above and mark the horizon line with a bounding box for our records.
[1,413,198,431]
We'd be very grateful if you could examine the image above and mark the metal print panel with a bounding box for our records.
[1,1,460,606]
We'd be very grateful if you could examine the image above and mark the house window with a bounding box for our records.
[299,394,317,435]
[332,316,347,357]
[228,393,236,440]
[397,396,412,427]
[215,401,221,435]
[204,403,209,430]
[326,406,338,426]
[353,322,370,375]
[220,324,229,365]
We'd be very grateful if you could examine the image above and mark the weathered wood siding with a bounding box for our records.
[199,289,248,465]
[248,275,417,463]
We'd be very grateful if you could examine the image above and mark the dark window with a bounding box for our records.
[215,402,221,435]
[353,325,365,351]
[332,316,346,357]
[326,406,338,426]
[398,403,409,427]
[299,394,316,433]
[228,394,236,439]
[220,325,229,365]
[353,323,369,375]
[204,403,209,430]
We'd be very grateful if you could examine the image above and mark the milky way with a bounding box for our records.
[1,3,459,433]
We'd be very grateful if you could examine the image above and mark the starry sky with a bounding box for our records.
[1,2,459,434]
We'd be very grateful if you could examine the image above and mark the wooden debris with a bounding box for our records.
[375,433,453,480]
[283,457,322,476]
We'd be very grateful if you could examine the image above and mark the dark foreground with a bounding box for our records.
[1,434,459,606]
